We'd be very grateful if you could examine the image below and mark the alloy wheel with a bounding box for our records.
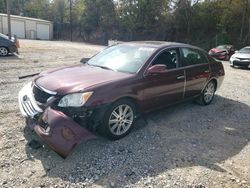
[204,82,215,103]
[0,47,8,56]
[108,104,134,136]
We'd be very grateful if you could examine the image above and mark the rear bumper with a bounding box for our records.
[19,82,96,157]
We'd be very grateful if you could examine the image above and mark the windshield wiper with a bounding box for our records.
[91,64,116,72]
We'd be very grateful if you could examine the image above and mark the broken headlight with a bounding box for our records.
[58,92,93,107]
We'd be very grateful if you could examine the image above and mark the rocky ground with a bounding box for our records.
[0,40,249,188]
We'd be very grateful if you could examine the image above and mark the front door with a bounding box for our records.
[142,48,185,111]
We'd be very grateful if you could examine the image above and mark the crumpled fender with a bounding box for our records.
[33,107,96,158]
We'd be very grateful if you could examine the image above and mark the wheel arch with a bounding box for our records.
[113,96,140,116]
[209,78,217,90]
[201,77,218,93]
[0,46,9,51]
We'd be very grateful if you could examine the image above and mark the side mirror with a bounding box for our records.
[80,58,90,64]
[146,64,167,75]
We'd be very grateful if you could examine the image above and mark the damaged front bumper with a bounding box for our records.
[18,82,96,158]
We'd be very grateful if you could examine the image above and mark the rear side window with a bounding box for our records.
[180,48,208,67]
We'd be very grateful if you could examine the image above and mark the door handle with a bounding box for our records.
[177,75,185,80]
[204,70,210,73]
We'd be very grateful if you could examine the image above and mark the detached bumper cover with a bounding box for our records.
[19,82,96,157]
[32,108,96,157]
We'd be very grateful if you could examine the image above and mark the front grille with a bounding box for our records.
[234,60,250,64]
[33,85,52,104]
[21,96,39,117]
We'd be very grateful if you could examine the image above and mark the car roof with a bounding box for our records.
[123,41,206,52]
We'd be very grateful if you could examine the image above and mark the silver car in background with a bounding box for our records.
[230,47,250,68]
[0,33,19,56]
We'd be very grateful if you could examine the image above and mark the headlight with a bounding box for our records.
[230,56,236,61]
[58,92,93,107]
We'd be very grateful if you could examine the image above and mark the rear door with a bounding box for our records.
[142,48,185,110]
[179,47,210,99]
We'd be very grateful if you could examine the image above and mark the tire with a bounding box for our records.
[230,61,235,67]
[99,99,136,140]
[0,47,8,56]
[196,81,216,105]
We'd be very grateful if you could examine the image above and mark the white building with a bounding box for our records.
[0,13,53,40]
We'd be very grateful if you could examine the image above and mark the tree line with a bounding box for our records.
[0,0,250,50]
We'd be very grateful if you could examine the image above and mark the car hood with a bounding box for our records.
[35,64,132,94]
[232,53,250,59]
[210,48,227,54]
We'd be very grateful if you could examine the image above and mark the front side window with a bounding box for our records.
[87,44,156,73]
[180,48,208,66]
[152,49,178,69]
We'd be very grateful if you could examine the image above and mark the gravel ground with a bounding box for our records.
[0,39,249,188]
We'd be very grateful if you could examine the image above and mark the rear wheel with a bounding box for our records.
[196,81,216,105]
[0,47,8,56]
[99,99,136,140]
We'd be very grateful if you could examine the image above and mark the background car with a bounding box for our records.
[208,45,236,60]
[230,46,250,68]
[0,33,19,56]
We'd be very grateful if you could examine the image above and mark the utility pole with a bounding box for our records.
[7,0,12,39]
[69,0,72,41]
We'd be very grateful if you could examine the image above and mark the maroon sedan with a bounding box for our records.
[18,41,225,157]
[208,45,236,60]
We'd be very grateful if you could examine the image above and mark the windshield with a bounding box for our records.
[0,33,9,39]
[87,44,156,73]
[216,45,231,50]
[238,47,250,54]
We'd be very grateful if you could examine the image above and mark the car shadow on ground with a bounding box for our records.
[232,66,250,71]
[23,95,250,187]
[0,54,21,61]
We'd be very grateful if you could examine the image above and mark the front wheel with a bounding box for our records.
[196,81,216,105]
[99,99,136,140]
[0,47,8,56]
